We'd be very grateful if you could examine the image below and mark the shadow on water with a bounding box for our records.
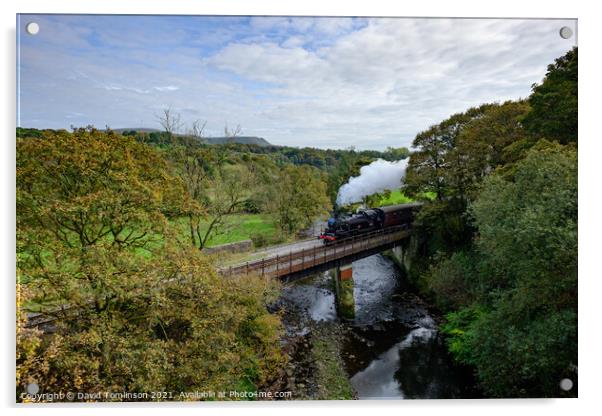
[277,253,481,400]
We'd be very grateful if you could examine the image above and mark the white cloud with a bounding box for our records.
[205,18,576,149]
[18,16,577,150]
[154,86,179,92]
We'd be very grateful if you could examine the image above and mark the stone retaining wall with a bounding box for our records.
[204,239,253,255]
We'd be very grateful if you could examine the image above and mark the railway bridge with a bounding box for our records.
[221,225,414,319]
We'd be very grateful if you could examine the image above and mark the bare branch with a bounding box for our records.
[224,122,242,140]
[156,107,183,136]
[188,119,207,141]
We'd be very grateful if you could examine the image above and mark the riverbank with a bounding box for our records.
[279,322,355,400]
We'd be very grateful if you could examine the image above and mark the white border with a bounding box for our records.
[2,1,600,415]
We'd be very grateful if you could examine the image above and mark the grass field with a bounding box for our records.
[377,190,436,206]
[377,189,414,206]
[174,214,277,248]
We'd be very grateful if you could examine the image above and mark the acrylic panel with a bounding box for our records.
[16,14,578,403]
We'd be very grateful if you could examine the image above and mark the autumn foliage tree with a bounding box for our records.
[16,128,283,400]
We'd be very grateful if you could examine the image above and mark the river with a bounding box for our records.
[275,253,481,400]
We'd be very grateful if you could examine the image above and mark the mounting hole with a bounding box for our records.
[26,22,40,35]
[559,26,573,39]
[26,382,39,395]
[559,378,573,391]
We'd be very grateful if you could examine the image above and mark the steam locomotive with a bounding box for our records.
[319,203,422,244]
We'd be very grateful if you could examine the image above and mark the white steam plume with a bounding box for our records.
[336,159,409,205]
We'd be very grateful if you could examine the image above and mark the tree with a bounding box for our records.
[403,106,493,255]
[166,142,259,250]
[404,105,491,201]
[188,119,207,141]
[266,165,332,236]
[16,128,284,400]
[402,48,578,398]
[17,246,284,400]
[224,122,242,143]
[167,145,214,247]
[522,47,577,144]
[17,128,186,253]
[195,164,256,249]
[441,143,577,397]
[383,146,410,161]
[471,141,577,301]
[449,101,530,199]
[404,102,533,257]
[156,107,183,138]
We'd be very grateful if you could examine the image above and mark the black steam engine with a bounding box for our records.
[319,203,421,244]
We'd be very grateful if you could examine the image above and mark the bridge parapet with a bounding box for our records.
[221,225,412,280]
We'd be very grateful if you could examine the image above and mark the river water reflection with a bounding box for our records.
[280,253,480,399]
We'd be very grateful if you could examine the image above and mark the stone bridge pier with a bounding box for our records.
[333,261,355,320]
[330,236,417,320]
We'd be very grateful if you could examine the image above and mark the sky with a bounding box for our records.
[17,15,577,150]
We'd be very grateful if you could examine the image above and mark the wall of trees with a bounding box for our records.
[403,47,578,397]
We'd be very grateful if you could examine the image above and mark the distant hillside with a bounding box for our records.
[203,136,271,146]
[113,128,272,147]
[113,127,160,134]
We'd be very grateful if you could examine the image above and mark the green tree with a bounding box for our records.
[166,143,261,250]
[404,48,578,398]
[195,164,257,249]
[266,165,332,236]
[404,106,491,201]
[522,47,577,144]
[167,145,214,247]
[423,250,482,310]
[405,102,531,257]
[441,143,577,397]
[472,142,577,297]
[17,246,284,400]
[451,101,530,198]
[383,146,410,161]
